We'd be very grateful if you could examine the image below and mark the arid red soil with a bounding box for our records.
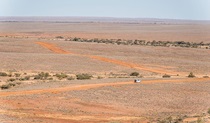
[1,78,210,123]
[0,21,210,123]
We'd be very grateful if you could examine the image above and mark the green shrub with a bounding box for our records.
[0,72,7,76]
[208,108,210,114]
[34,72,50,80]
[19,78,26,81]
[0,82,18,90]
[76,74,92,80]
[55,73,68,80]
[188,72,196,78]
[1,84,10,90]
[8,74,12,77]
[130,72,139,76]
[25,76,30,80]
[7,78,16,82]
[8,83,16,87]
[48,78,53,80]
[34,75,41,80]
[162,74,171,78]
[14,73,21,77]
[56,36,64,39]
[67,76,75,80]
[97,76,103,79]
[203,76,209,78]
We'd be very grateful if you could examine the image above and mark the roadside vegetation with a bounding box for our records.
[0,71,209,90]
[188,72,196,78]
[162,74,171,78]
[130,72,139,77]
[0,72,8,77]
[62,37,210,49]
[76,73,92,80]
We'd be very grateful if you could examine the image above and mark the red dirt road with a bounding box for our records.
[1,78,209,97]
[36,41,181,75]
[1,78,210,122]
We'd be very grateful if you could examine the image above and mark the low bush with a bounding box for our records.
[1,84,11,90]
[55,73,68,80]
[130,72,139,76]
[0,82,19,90]
[67,76,75,80]
[20,76,30,81]
[0,72,7,76]
[7,78,16,82]
[208,108,210,114]
[34,72,50,80]
[76,74,92,80]
[97,76,103,79]
[8,83,16,87]
[162,74,171,78]
[203,76,209,78]
[48,78,53,80]
[14,73,21,77]
[24,76,30,80]
[56,36,64,39]
[188,72,196,78]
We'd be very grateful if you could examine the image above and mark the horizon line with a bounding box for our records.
[0,16,210,21]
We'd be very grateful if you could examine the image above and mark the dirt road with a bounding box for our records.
[1,78,209,97]
[36,41,181,75]
[1,78,210,123]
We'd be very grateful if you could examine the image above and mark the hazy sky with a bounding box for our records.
[0,0,210,20]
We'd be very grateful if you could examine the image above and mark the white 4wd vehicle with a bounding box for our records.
[134,79,141,83]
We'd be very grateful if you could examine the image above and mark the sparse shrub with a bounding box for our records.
[67,76,75,80]
[208,108,210,114]
[8,74,12,77]
[0,72,7,76]
[0,82,19,90]
[130,72,139,76]
[48,78,53,80]
[1,84,11,90]
[158,116,173,123]
[34,75,41,80]
[203,76,209,78]
[14,73,21,77]
[76,74,92,80]
[24,76,30,80]
[56,36,64,39]
[7,78,16,82]
[8,83,16,87]
[16,82,22,85]
[19,78,25,81]
[73,37,80,41]
[188,72,196,78]
[162,74,171,78]
[55,73,68,80]
[34,72,50,80]
[97,76,103,79]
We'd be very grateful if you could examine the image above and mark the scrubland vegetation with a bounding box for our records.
[58,37,210,49]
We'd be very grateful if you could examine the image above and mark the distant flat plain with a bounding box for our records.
[0,17,210,42]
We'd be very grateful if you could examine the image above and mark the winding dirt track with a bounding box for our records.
[36,41,180,75]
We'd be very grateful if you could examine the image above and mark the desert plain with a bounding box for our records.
[0,17,210,123]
